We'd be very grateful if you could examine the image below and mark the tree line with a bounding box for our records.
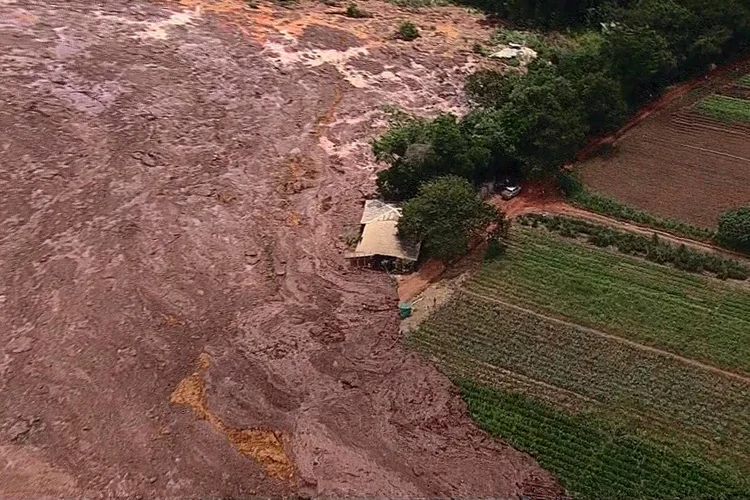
[375,0,750,259]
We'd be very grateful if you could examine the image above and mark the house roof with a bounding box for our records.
[360,199,402,224]
[348,220,421,262]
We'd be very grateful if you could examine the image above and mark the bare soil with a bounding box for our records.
[579,59,750,229]
[0,0,560,498]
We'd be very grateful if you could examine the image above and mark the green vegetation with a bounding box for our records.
[559,173,716,241]
[459,382,750,500]
[718,207,750,252]
[372,115,490,201]
[738,74,750,88]
[398,176,498,261]
[519,214,750,280]
[409,226,750,497]
[396,21,420,41]
[372,0,750,203]
[345,2,372,18]
[695,94,750,123]
[468,228,750,373]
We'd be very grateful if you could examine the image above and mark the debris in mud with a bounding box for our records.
[170,354,295,480]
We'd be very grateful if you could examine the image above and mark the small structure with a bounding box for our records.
[345,200,421,270]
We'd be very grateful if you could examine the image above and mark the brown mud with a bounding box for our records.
[0,0,560,498]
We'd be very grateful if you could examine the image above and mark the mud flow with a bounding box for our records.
[0,0,560,498]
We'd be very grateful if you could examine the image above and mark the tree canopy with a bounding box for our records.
[398,176,499,261]
[718,207,750,252]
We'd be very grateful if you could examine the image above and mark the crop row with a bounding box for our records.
[518,213,750,280]
[473,228,750,373]
[694,94,750,123]
[414,291,750,447]
[459,381,750,500]
[737,74,750,88]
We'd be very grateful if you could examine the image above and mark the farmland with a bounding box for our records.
[694,94,750,123]
[579,61,750,229]
[409,226,750,498]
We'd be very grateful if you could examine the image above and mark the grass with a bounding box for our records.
[694,94,750,123]
[467,228,750,373]
[736,74,750,88]
[459,382,750,500]
[519,213,750,280]
[408,226,750,498]
[569,189,716,241]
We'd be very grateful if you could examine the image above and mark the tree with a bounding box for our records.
[499,68,589,176]
[601,25,676,103]
[717,207,750,252]
[398,176,499,261]
[373,115,490,201]
[574,72,628,134]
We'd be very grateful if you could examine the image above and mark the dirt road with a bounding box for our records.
[0,1,559,498]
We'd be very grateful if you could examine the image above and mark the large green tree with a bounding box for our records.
[373,115,490,201]
[398,176,499,261]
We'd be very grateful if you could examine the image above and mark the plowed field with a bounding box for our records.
[580,62,750,229]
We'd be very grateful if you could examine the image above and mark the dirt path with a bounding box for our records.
[399,188,750,303]
[501,194,750,262]
[463,290,750,384]
[0,1,561,498]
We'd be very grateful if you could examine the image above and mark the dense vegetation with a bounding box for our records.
[459,382,750,500]
[409,226,750,498]
[373,0,750,198]
[519,213,750,279]
[695,94,750,123]
[398,176,498,261]
[468,227,750,373]
[718,207,750,252]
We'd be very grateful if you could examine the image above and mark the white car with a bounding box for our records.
[500,185,522,200]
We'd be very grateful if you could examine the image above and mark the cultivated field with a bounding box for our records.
[580,64,750,229]
[410,227,750,499]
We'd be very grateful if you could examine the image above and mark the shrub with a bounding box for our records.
[527,213,750,281]
[717,207,750,253]
[397,21,420,41]
[345,3,371,18]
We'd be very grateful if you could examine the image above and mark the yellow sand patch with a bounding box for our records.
[170,354,295,480]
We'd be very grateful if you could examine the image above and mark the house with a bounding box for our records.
[345,200,421,270]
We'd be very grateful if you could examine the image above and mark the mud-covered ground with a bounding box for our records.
[0,1,560,498]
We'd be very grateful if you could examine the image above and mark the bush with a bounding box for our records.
[397,21,420,41]
[526,213,750,281]
[717,207,750,253]
[345,3,371,18]
[567,189,716,242]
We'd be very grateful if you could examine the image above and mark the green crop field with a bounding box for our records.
[458,382,750,500]
[409,227,750,498]
[694,94,750,123]
[464,228,750,374]
[737,74,750,88]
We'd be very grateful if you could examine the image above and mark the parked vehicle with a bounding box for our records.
[501,184,522,200]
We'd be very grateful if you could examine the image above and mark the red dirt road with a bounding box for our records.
[0,1,559,498]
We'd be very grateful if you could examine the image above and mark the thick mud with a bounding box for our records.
[0,1,560,498]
